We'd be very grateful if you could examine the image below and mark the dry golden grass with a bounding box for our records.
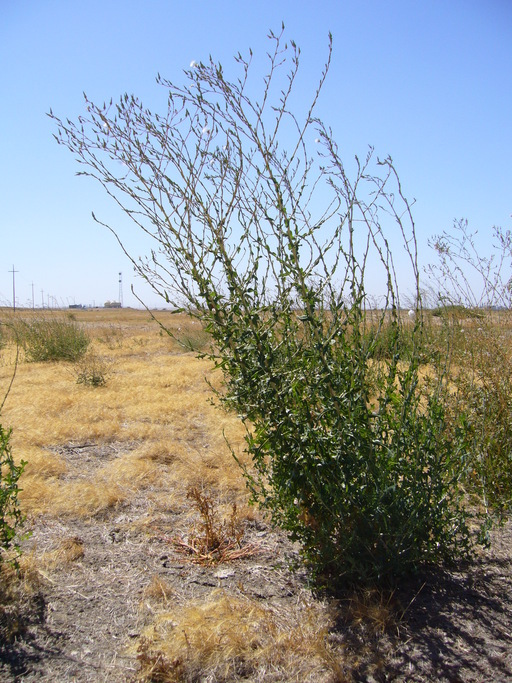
[30,536,86,573]
[142,575,176,606]
[134,589,345,683]
[0,307,249,521]
[2,307,306,679]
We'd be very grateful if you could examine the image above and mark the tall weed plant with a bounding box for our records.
[52,28,473,585]
[0,333,26,566]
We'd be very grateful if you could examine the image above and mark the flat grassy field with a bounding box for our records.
[1,307,512,682]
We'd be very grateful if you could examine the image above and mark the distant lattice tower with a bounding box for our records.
[118,272,123,308]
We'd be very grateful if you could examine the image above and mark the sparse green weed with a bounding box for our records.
[15,315,90,362]
[172,324,212,353]
[73,351,113,387]
[98,324,124,349]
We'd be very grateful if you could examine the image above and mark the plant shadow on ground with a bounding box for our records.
[387,559,512,682]
[0,628,60,683]
[328,527,512,683]
[0,576,51,681]
[2,518,512,682]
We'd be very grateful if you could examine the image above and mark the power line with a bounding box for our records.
[9,265,19,313]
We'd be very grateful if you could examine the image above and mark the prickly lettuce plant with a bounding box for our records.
[51,27,472,585]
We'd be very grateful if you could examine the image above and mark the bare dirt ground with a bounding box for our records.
[2,461,512,683]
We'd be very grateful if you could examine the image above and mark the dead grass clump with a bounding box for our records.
[136,441,176,465]
[56,479,126,517]
[342,588,398,636]
[19,446,67,478]
[135,590,344,683]
[53,535,85,562]
[142,575,175,606]
[19,476,125,517]
[33,536,85,572]
[97,449,153,480]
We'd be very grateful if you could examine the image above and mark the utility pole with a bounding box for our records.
[41,289,44,308]
[31,282,35,309]
[9,265,19,313]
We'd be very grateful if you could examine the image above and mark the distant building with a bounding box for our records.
[104,301,122,308]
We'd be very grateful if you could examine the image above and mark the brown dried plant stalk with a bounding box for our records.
[169,486,261,565]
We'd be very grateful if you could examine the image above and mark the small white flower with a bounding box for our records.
[190,60,198,68]
[202,126,211,135]
[314,138,321,144]
[408,309,415,319]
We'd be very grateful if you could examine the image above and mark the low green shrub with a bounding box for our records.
[15,315,90,362]
[431,304,484,320]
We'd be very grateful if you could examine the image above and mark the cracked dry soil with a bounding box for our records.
[1,446,512,682]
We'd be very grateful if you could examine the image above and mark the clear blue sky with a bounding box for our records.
[1,0,511,309]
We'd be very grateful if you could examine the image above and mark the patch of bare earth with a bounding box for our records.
[1,445,512,682]
[1,497,304,682]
